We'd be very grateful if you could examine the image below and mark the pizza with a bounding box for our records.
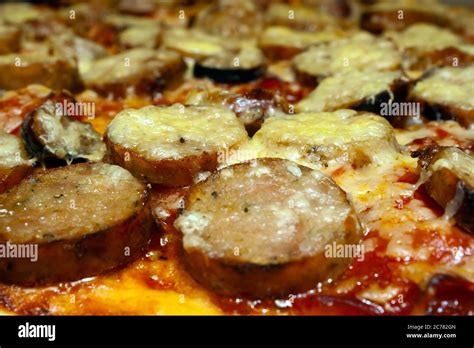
[0,0,473,316]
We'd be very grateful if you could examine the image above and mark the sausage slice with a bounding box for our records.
[0,132,33,194]
[410,65,474,127]
[174,158,363,298]
[186,87,289,135]
[420,146,474,235]
[296,70,408,115]
[194,46,266,84]
[0,53,80,92]
[259,26,344,61]
[0,25,20,55]
[82,48,186,97]
[248,110,398,171]
[192,0,263,40]
[105,104,248,186]
[292,32,401,85]
[21,100,105,165]
[163,28,225,60]
[0,163,153,285]
[360,2,451,34]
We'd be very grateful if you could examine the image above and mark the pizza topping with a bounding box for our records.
[360,1,451,34]
[420,146,474,235]
[192,0,263,39]
[104,13,157,30]
[119,25,161,49]
[385,24,474,74]
[105,104,247,186]
[410,65,474,127]
[21,100,105,165]
[186,87,288,135]
[245,110,399,172]
[292,32,401,81]
[264,3,343,31]
[0,132,34,193]
[386,24,466,52]
[0,53,80,92]
[0,3,45,25]
[81,48,186,97]
[117,0,156,15]
[175,158,363,297]
[296,70,405,113]
[194,45,266,84]
[163,29,225,60]
[73,37,108,76]
[0,25,20,55]
[259,26,344,61]
[0,162,153,285]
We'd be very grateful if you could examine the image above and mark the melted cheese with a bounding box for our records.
[119,25,161,49]
[238,110,399,172]
[368,0,447,14]
[259,26,344,50]
[431,147,474,190]
[293,32,401,77]
[82,48,182,90]
[296,70,401,112]
[395,121,474,146]
[411,65,474,110]
[0,133,32,168]
[0,3,44,24]
[104,13,156,29]
[385,24,467,52]
[163,29,225,59]
[265,3,339,29]
[0,25,20,55]
[107,104,248,160]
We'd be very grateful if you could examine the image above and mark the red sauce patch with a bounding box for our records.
[435,128,450,139]
[238,77,310,104]
[397,170,419,184]
[426,275,474,315]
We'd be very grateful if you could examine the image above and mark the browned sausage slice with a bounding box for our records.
[82,48,186,98]
[0,163,153,286]
[292,32,401,85]
[0,25,20,55]
[0,132,34,194]
[186,87,289,136]
[0,53,80,92]
[410,65,474,127]
[105,104,248,187]
[296,70,408,116]
[174,158,363,298]
[21,99,106,165]
[259,26,344,62]
[192,0,263,39]
[420,146,474,235]
[360,3,451,34]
